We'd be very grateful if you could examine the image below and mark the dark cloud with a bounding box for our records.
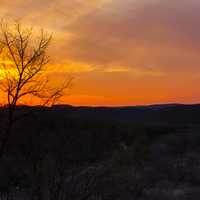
[61,0,200,72]
[1,0,200,73]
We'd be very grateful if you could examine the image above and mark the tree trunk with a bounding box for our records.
[0,107,13,161]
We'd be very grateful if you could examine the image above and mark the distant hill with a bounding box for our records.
[49,104,200,124]
[1,103,199,125]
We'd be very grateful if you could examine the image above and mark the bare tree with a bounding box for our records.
[0,21,71,160]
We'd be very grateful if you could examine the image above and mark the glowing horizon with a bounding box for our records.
[0,0,200,106]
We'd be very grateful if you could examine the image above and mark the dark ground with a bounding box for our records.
[0,104,200,199]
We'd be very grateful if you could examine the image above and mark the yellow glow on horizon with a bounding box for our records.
[0,59,16,80]
[0,59,14,65]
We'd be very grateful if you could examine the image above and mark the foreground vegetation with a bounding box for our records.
[0,105,200,200]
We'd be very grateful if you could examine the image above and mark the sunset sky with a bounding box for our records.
[0,0,200,106]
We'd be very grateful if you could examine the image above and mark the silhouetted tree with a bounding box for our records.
[0,21,71,160]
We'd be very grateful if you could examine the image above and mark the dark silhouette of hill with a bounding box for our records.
[49,103,200,124]
[0,103,200,200]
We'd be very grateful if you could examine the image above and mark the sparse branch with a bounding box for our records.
[0,20,71,160]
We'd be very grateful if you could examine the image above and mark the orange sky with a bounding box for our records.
[0,0,200,106]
